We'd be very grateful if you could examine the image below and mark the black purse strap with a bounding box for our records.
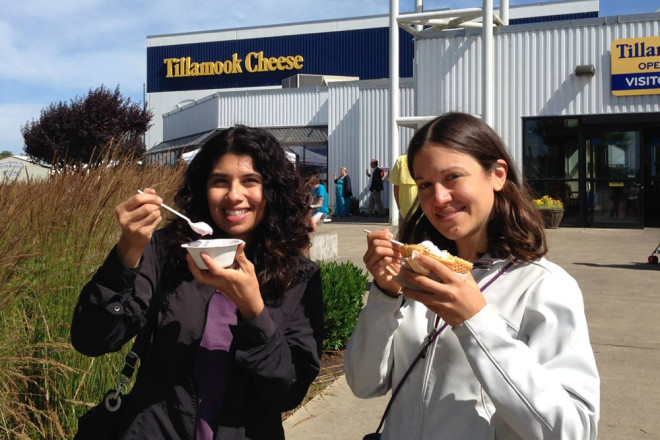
[113,316,154,395]
[112,259,172,398]
[369,261,515,436]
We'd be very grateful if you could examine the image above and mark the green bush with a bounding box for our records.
[319,261,367,351]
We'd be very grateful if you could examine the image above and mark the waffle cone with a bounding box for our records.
[399,244,473,274]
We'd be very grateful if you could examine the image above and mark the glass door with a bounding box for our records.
[645,130,660,227]
[523,118,581,226]
[585,130,643,227]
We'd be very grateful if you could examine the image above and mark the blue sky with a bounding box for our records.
[1,0,658,155]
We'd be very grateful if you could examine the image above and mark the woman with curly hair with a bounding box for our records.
[346,113,600,439]
[71,125,323,440]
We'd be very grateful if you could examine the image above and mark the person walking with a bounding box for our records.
[71,125,324,440]
[333,166,352,217]
[364,159,385,216]
[309,175,329,231]
[346,113,600,440]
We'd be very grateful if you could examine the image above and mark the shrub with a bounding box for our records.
[318,261,367,351]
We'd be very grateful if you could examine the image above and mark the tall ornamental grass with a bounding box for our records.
[0,154,185,439]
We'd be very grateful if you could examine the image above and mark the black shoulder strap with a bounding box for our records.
[117,315,154,383]
[370,260,515,435]
[371,322,448,435]
[115,256,173,391]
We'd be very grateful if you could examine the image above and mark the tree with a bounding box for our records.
[21,85,152,167]
[1,151,12,158]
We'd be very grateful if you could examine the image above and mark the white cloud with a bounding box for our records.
[0,103,45,153]
[0,0,655,154]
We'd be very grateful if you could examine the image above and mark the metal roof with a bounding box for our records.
[146,126,328,156]
[146,130,221,154]
[266,126,327,146]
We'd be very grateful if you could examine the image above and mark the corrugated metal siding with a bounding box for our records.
[147,89,218,148]
[359,86,390,208]
[160,79,417,213]
[215,88,328,128]
[163,96,219,141]
[398,84,417,156]
[328,83,361,208]
[416,16,660,167]
[509,12,598,25]
[163,88,329,140]
[355,82,416,210]
[325,81,414,209]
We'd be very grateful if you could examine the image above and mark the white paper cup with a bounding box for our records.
[181,238,244,269]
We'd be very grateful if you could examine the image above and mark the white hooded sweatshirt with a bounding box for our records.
[345,257,600,440]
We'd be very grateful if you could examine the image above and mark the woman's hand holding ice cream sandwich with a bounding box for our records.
[363,228,403,298]
[398,252,484,328]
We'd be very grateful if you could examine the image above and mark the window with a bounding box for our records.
[523,117,580,225]
[286,145,329,186]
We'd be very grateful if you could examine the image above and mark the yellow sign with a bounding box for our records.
[611,36,660,96]
[164,52,304,78]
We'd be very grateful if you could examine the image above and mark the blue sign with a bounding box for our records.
[147,27,414,93]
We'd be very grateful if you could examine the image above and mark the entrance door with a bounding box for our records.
[645,129,660,227]
[585,130,643,227]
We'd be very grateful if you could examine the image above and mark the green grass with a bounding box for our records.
[0,155,185,439]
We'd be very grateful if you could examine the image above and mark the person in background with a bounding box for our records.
[364,159,385,216]
[389,153,417,220]
[333,166,352,217]
[309,175,329,232]
[71,125,324,440]
[345,112,599,439]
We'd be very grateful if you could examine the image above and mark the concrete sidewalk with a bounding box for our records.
[284,223,660,440]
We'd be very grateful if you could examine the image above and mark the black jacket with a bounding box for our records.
[335,175,352,198]
[369,167,384,192]
[71,230,323,440]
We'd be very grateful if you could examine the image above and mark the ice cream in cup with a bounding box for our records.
[182,238,244,269]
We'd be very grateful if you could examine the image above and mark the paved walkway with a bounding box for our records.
[284,222,660,440]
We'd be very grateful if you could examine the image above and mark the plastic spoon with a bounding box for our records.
[137,189,213,236]
[363,229,403,246]
[363,229,402,276]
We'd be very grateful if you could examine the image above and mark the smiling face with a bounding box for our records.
[206,153,266,243]
[413,142,507,259]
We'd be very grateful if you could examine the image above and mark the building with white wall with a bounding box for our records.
[144,0,659,227]
[0,156,50,183]
[413,12,660,228]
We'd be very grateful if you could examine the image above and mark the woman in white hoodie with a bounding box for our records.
[345,112,600,440]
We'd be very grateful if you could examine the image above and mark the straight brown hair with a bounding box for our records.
[399,112,547,262]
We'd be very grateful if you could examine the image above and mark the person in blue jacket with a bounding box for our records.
[309,175,329,232]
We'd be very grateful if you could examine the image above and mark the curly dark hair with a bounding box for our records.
[165,125,312,295]
[399,112,547,262]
